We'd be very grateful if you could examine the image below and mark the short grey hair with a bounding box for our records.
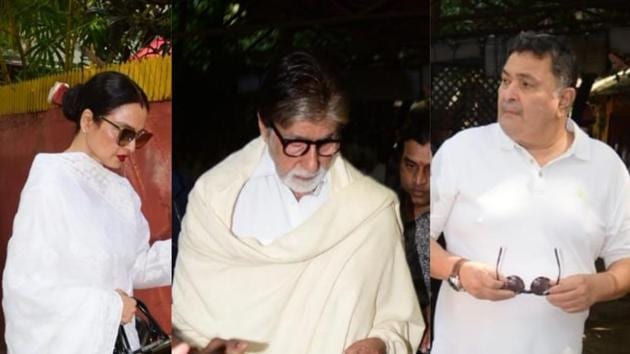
[258,51,350,129]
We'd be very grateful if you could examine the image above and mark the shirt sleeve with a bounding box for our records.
[132,239,172,289]
[430,139,459,240]
[131,238,172,289]
[129,189,172,289]
[601,162,630,266]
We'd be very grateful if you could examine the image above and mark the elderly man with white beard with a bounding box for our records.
[173,51,423,354]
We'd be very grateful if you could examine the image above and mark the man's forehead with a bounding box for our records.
[503,51,553,78]
[280,118,340,137]
[403,140,431,162]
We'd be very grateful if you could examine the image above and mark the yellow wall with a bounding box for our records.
[0,55,172,116]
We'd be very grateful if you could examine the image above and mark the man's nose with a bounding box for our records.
[502,81,518,101]
[300,144,319,173]
[416,168,428,186]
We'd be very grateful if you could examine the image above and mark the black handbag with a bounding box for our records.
[114,298,171,354]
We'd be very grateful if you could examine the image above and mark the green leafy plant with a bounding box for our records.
[0,0,171,83]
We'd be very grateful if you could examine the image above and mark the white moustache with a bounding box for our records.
[283,166,327,194]
[293,173,318,180]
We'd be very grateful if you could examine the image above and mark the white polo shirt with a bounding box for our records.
[430,120,630,354]
[232,147,330,245]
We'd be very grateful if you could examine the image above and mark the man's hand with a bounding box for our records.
[419,325,431,353]
[172,343,190,354]
[459,261,516,301]
[193,338,248,354]
[546,273,615,313]
[430,239,514,301]
[419,306,431,353]
[345,337,386,354]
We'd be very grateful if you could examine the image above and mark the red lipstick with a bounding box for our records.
[117,155,127,162]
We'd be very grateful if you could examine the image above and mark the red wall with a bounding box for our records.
[0,101,172,345]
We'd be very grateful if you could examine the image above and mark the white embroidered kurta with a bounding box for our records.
[2,152,171,354]
[173,137,423,354]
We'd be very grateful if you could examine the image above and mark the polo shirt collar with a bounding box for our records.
[565,119,591,161]
[494,119,591,161]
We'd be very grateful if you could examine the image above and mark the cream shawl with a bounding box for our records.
[173,138,423,354]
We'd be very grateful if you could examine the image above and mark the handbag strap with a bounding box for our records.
[134,298,169,340]
[115,297,168,353]
[116,325,132,353]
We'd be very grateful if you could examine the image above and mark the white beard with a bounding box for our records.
[281,166,327,194]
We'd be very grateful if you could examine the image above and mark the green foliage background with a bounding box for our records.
[0,0,171,83]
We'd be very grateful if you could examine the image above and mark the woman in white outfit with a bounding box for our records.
[2,71,171,353]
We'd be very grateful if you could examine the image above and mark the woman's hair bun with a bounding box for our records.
[61,84,84,124]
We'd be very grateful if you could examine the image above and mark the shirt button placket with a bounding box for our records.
[532,168,545,194]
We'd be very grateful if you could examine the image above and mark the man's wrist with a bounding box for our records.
[453,258,468,274]
[596,272,620,302]
[447,258,469,291]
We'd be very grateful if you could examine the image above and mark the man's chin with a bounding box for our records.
[411,196,429,207]
[285,177,320,194]
[295,182,319,191]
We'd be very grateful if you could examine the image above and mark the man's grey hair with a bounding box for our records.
[507,31,578,89]
[258,51,349,129]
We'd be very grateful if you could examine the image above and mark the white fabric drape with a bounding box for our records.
[173,137,423,354]
[3,152,171,354]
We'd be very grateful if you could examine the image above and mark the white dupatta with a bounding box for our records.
[3,152,171,354]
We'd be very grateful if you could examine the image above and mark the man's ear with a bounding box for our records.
[257,112,269,142]
[558,87,576,113]
[79,109,95,133]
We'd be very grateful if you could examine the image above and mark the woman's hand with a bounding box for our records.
[115,289,137,324]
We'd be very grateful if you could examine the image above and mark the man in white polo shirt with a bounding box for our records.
[430,31,630,354]
[173,51,423,354]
